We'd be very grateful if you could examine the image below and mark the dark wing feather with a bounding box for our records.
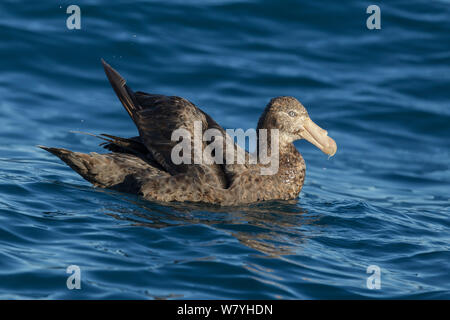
[100,135,147,154]
[101,59,228,188]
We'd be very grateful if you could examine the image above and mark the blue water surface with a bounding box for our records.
[0,0,449,299]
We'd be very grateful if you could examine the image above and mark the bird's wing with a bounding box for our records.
[101,59,229,188]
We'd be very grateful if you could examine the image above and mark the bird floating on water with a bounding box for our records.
[39,59,336,206]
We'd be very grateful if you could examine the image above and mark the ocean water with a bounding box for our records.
[0,0,449,299]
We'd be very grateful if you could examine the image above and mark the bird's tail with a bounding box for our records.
[38,145,112,187]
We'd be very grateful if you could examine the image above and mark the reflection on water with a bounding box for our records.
[100,190,319,256]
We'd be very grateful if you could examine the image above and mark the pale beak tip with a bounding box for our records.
[326,137,337,157]
[301,118,337,157]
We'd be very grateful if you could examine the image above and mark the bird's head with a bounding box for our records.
[257,96,337,156]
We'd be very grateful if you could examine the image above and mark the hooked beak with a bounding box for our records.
[300,118,337,156]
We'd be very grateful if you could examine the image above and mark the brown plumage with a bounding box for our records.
[39,59,336,206]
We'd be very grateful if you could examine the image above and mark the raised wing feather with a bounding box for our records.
[101,59,229,188]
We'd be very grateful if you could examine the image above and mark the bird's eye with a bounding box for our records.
[288,111,297,117]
